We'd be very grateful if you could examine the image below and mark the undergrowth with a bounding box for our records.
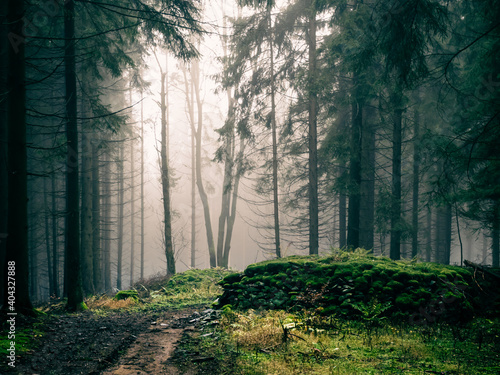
[191,308,500,374]
[135,267,233,311]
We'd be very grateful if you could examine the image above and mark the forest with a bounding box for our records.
[2,0,499,310]
[0,0,499,373]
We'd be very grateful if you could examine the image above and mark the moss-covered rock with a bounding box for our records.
[114,290,139,301]
[215,250,498,323]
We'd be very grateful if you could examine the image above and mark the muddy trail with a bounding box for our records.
[2,307,223,375]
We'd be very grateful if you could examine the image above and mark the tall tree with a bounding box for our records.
[183,60,216,268]
[80,91,94,295]
[156,52,175,275]
[63,0,85,310]
[140,90,146,279]
[307,0,319,255]
[411,93,421,258]
[0,0,8,307]
[4,0,33,312]
[91,139,102,292]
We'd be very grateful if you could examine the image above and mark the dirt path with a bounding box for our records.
[101,311,196,375]
[4,308,204,375]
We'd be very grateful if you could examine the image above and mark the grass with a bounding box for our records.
[136,267,233,311]
[0,318,45,360]
[185,308,500,374]
[6,264,498,374]
[83,267,234,314]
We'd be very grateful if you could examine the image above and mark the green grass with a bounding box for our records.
[11,264,498,375]
[0,319,45,359]
[135,267,234,311]
[189,308,500,374]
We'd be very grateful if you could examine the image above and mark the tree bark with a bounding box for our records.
[29,200,38,302]
[339,191,347,248]
[91,141,102,292]
[140,91,145,278]
[359,105,375,251]
[491,200,499,267]
[43,178,54,297]
[216,116,233,267]
[117,144,124,289]
[268,8,281,259]
[160,60,175,276]
[80,113,94,295]
[129,87,135,285]
[190,98,196,268]
[347,78,362,249]
[482,231,489,265]
[51,173,59,297]
[425,198,432,262]
[222,142,246,267]
[390,89,403,261]
[64,0,84,311]
[443,203,452,265]
[191,61,216,267]
[0,0,8,308]
[4,0,33,314]
[307,3,319,255]
[103,149,111,291]
[411,97,420,258]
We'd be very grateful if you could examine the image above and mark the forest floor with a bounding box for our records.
[1,264,499,374]
[0,268,231,375]
[1,305,222,374]
[0,308,209,375]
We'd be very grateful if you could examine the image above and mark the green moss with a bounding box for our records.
[221,272,243,285]
[114,290,139,301]
[215,250,493,323]
[386,280,404,290]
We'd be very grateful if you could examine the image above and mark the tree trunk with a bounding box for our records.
[222,142,246,267]
[426,205,432,262]
[347,79,362,249]
[0,0,8,308]
[307,3,319,255]
[103,149,111,291]
[482,231,488,265]
[64,0,84,311]
[4,0,33,314]
[491,200,499,267]
[80,114,94,295]
[43,178,54,297]
[140,91,145,278]
[51,173,59,297]
[29,200,38,302]
[434,207,442,263]
[117,144,124,289]
[91,141,102,292]
[359,105,375,251]
[129,87,135,285]
[160,63,175,276]
[191,61,216,267]
[216,120,233,267]
[411,97,420,258]
[339,191,347,248]
[268,8,281,259]
[190,100,196,268]
[390,89,403,261]
[443,203,452,265]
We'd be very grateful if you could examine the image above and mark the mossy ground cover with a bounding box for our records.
[136,267,233,310]
[216,249,498,324]
[190,308,500,374]
[3,261,498,374]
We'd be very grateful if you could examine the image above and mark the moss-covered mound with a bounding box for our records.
[215,251,498,323]
[114,290,139,301]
